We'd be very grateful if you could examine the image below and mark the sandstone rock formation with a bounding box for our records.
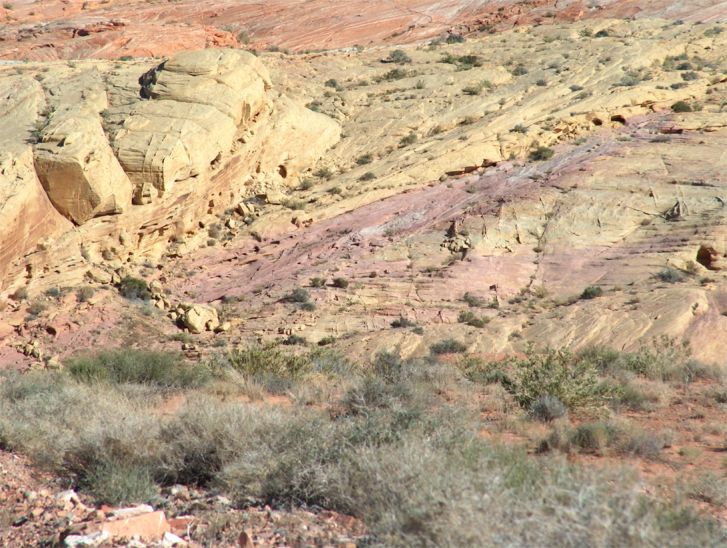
[0,48,339,293]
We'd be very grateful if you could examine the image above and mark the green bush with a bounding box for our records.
[0,369,724,545]
[506,347,602,409]
[656,268,685,283]
[332,277,349,289]
[76,286,95,302]
[671,101,692,113]
[529,395,567,422]
[430,339,468,355]
[580,286,603,300]
[83,461,157,505]
[67,349,208,388]
[225,345,312,383]
[118,276,151,300]
[529,146,554,161]
[282,287,312,303]
[458,310,488,328]
[386,50,411,64]
[399,132,417,147]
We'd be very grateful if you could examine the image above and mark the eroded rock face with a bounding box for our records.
[35,115,133,224]
[0,49,340,291]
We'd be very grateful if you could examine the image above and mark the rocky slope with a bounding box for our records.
[1,1,726,61]
[0,18,725,368]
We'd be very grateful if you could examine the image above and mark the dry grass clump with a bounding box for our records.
[0,347,724,545]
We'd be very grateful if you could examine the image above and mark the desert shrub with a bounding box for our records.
[463,292,485,307]
[118,276,151,301]
[687,473,727,507]
[282,287,312,303]
[225,345,311,383]
[671,101,692,113]
[359,171,376,181]
[536,79,547,86]
[529,146,554,161]
[45,287,62,298]
[386,50,411,64]
[282,198,305,210]
[310,277,327,288]
[283,335,307,346]
[399,132,417,147]
[76,286,95,302]
[570,422,614,453]
[314,167,334,179]
[529,395,567,422]
[511,64,528,76]
[681,71,699,81]
[332,277,349,289]
[440,53,482,70]
[83,461,157,505]
[458,310,489,328]
[511,123,528,134]
[390,317,416,328]
[430,339,468,355]
[578,338,711,383]
[580,286,603,299]
[379,68,410,82]
[0,370,724,545]
[11,287,28,301]
[324,78,340,89]
[356,153,373,165]
[505,347,602,409]
[318,336,336,346]
[656,268,685,283]
[67,349,208,388]
[27,301,47,317]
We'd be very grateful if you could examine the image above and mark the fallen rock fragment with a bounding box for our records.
[182,304,220,333]
[101,510,170,542]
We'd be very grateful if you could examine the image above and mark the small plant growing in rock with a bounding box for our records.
[45,287,62,298]
[391,317,416,328]
[27,301,47,317]
[656,268,686,283]
[356,153,373,165]
[430,338,468,355]
[671,101,692,113]
[529,146,554,161]
[399,132,417,147]
[580,286,603,300]
[314,167,334,180]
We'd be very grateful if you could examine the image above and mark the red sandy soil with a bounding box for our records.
[0,0,725,61]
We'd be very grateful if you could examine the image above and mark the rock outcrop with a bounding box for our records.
[0,49,340,292]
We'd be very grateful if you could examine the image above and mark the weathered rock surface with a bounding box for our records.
[0,48,339,292]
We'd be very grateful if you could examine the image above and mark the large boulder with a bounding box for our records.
[182,304,219,334]
[34,114,133,224]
